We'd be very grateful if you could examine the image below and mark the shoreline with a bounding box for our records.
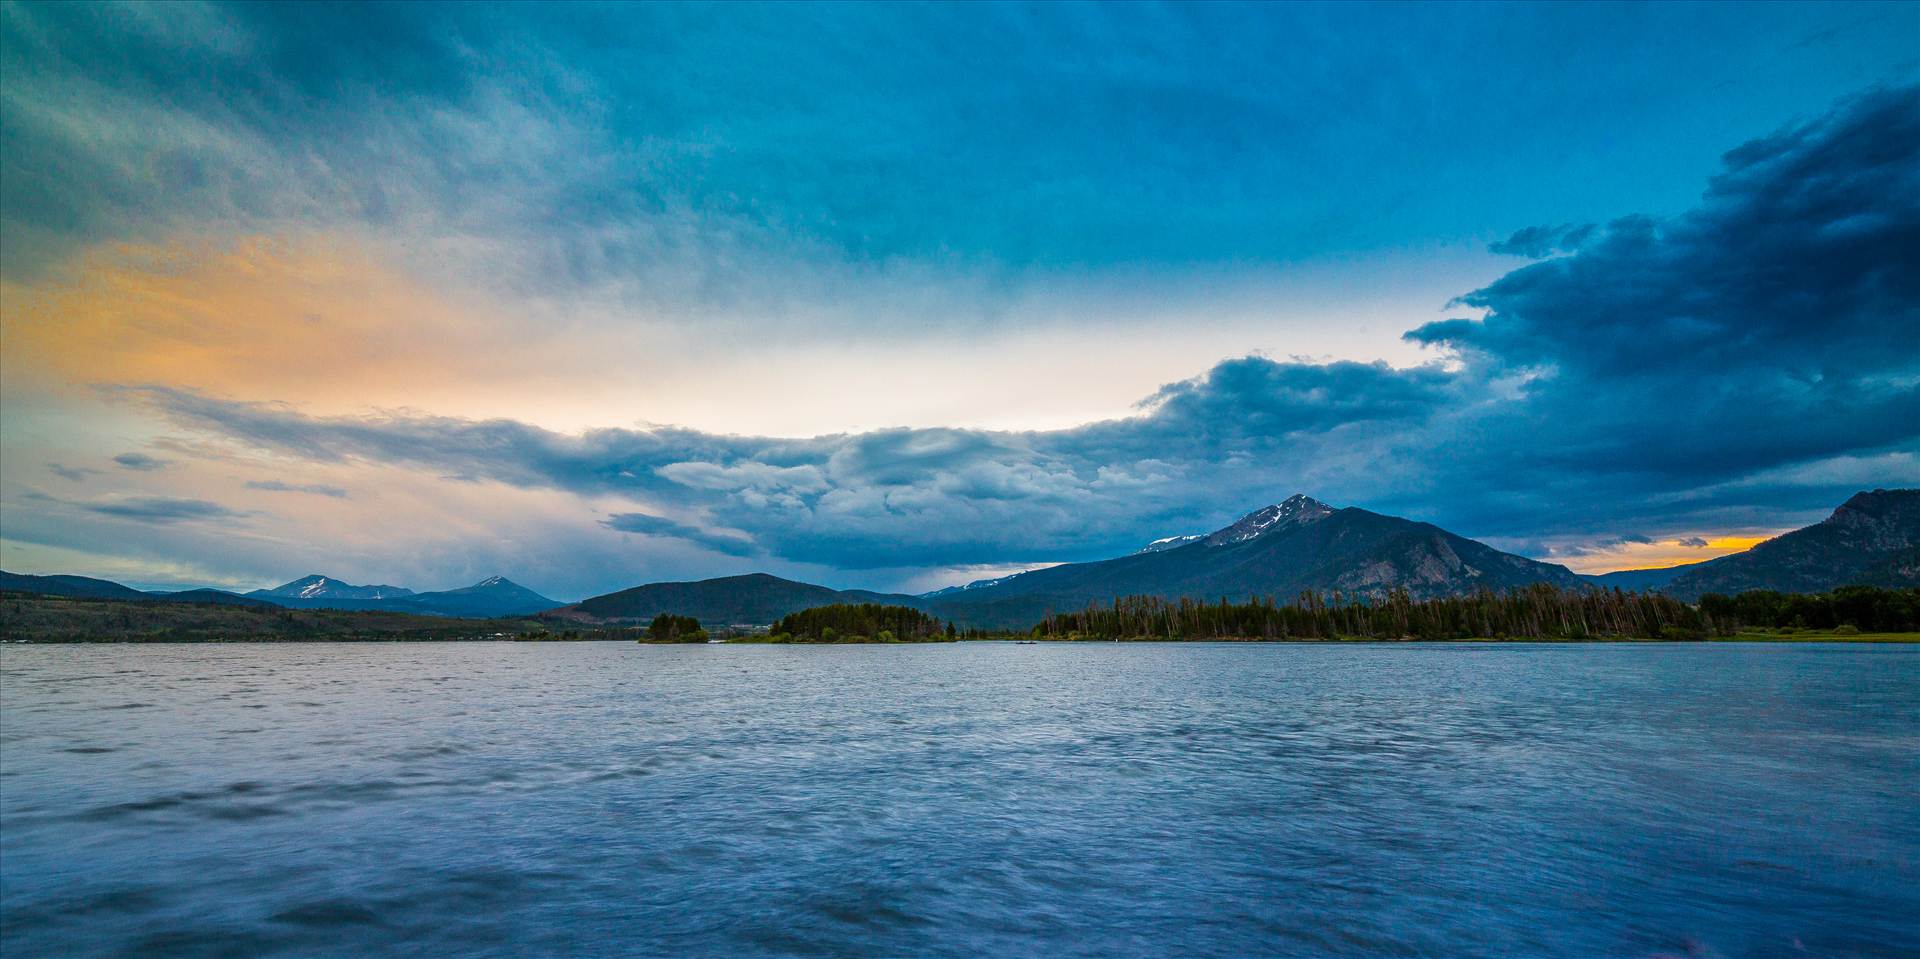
[8,634,1918,645]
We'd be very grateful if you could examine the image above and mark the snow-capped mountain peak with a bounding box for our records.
[1204,494,1333,546]
[251,574,416,601]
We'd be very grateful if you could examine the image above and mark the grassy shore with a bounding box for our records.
[1714,629,1920,643]
[728,634,957,644]
[8,592,1917,644]
[981,632,1920,643]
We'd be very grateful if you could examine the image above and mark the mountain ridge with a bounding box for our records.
[919,494,1587,627]
[250,574,415,601]
[1660,489,1920,600]
[249,574,561,617]
[556,572,927,626]
[8,489,1914,628]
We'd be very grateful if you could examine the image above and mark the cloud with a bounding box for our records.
[602,513,756,557]
[1487,223,1596,258]
[118,83,1920,580]
[1139,358,1453,435]
[1404,84,1920,505]
[1678,536,1710,548]
[245,480,348,498]
[77,496,248,525]
[46,463,99,482]
[130,357,1416,569]
[112,452,169,471]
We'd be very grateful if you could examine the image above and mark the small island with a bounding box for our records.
[639,613,709,643]
[740,603,958,644]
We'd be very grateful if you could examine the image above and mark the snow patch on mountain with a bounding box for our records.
[253,574,415,600]
[919,566,1065,597]
[1137,533,1205,554]
[1204,494,1333,546]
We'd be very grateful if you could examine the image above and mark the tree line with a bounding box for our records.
[1697,586,1919,633]
[1031,585,1920,641]
[767,603,955,643]
[646,613,708,643]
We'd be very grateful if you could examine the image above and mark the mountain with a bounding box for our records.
[403,577,561,617]
[1,572,278,608]
[920,572,1030,598]
[148,589,280,607]
[250,574,415,601]
[243,574,559,617]
[924,494,1584,628]
[1854,546,1920,587]
[1662,489,1920,600]
[1,571,151,601]
[1580,565,1699,591]
[559,573,927,626]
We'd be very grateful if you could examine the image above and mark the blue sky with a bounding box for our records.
[1,1,1916,597]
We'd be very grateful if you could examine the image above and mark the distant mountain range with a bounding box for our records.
[0,571,286,608]
[0,571,559,619]
[1,572,162,602]
[241,574,561,617]
[6,489,1914,629]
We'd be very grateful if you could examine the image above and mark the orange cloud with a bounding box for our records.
[1,234,531,414]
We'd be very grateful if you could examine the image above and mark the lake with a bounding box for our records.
[2,641,1916,957]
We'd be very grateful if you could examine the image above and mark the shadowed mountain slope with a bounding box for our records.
[560,573,926,626]
[1662,489,1920,600]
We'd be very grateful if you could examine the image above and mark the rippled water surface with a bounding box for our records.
[2,642,1916,958]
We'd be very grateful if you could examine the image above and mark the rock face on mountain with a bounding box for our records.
[924,494,1582,627]
[560,573,926,626]
[1662,489,1920,599]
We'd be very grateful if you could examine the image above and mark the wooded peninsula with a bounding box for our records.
[3,585,1915,643]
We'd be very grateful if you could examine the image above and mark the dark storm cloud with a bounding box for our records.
[130,83,1920,570]
[1141,359,1453,435]
[1487,223,1595,258]
[603,513,755,557]
[1400,84,1920,526]
[1416,85,1919,380]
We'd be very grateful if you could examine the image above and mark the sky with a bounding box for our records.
[1,1,1916,599]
